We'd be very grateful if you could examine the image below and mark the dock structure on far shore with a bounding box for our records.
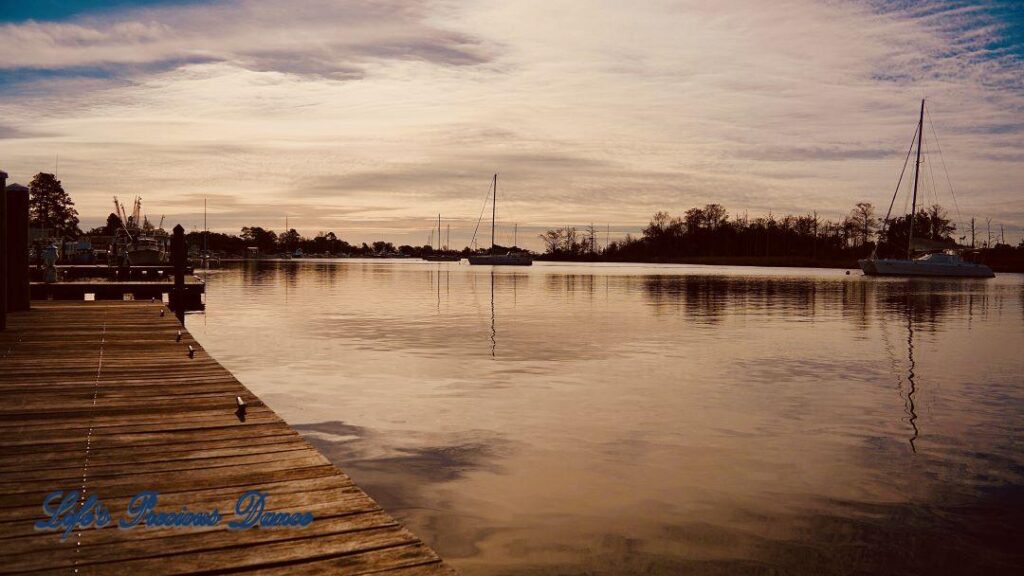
[0,301,455,575]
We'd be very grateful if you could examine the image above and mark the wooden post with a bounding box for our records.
[171,224,186,323]
[0,170,7,331]
[6,184,30,311]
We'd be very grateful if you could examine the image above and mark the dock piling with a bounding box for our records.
[171,224,186,323]
[1,169,7,331]
[6,183,30,312]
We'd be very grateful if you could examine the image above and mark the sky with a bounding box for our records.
[0,0,1022,248]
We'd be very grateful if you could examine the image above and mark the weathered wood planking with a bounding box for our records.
[0,301,455,575]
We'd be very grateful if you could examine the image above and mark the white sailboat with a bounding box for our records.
[859,100,993,278]
[468,174,533,266]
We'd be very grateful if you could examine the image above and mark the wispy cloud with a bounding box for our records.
[0,0,1021,247]
[0,0,492,81]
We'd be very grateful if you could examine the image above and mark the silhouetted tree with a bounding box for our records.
[539,229,564,254]
[703,204,728,230]
[29,172,80,237]
[846,202,877,246]
[85,212,123,236]
[240,226,278,253]
[279,228,301,251]
[877,207,955,257]
[925,204,955,240]
[105,213,123,234]
[371,241,395,254]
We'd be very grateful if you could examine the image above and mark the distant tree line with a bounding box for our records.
[15,171,1023,271]
[538,202,1024,271]
[185,226,498,258]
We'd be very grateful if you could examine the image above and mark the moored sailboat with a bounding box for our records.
[468,174,533,266]
[859,100,993,278]
[423,214,461,261]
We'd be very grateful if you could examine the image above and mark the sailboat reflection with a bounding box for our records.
[490,270,496,358]
[905,311,919,452]
[882,300,921,453]
[431,267,450,313]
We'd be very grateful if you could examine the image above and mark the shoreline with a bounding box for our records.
[216,255,1024,274]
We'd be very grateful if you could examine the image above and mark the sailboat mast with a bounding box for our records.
[491,173,497,252]
[437,214,441,251]
[908,99,925,259]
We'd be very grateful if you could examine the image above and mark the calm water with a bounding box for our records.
[188,260,1024,575]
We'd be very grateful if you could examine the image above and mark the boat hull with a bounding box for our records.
[859,258,994,278]
[126,248,165,266]
[467,254,533,266]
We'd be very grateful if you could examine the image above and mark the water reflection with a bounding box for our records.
[188,261,1024,575]
[490,271,496,358]
[638,274,1017,332]
[904,308,920,453]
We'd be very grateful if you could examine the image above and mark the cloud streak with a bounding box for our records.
[0,0,492,80]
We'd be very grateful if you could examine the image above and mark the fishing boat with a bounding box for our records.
[859,100,993,278]
[423,214,461,261]
[468,174,533,266]
[125,235,166,265]
[109,196,169,266]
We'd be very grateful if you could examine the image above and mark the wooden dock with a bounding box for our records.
[0,301,455,575]
[30,277,205,307]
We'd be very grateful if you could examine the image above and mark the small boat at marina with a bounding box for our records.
[198,251,222,268]
[468,174,533,266]
[423,214,462,261]
[859,100,993,279]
